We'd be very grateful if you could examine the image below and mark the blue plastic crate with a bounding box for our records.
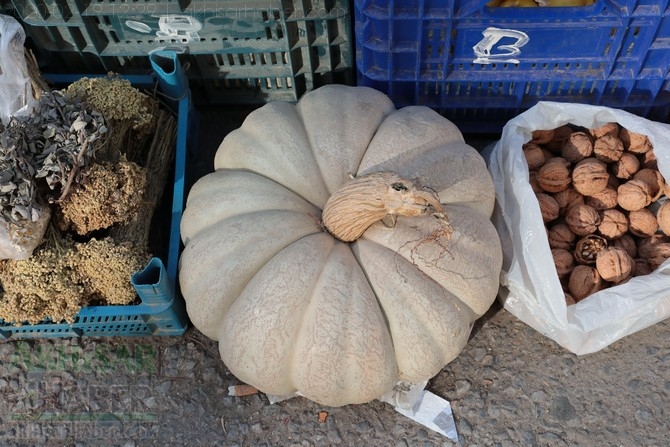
[4,0,354,104]
[355,0,670,132]
[0,53,192,339]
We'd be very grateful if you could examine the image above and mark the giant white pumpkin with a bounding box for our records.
[179,85,502,407]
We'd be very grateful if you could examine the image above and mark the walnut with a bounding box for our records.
[572,158,609,196]
[531,129,555,145]
[574,235,608,264]
[612,152,640,180]
[561,132,593,163]
[554,186,584,214]
[545,125,574,152]
[617,179,652,211]
[628,208,658,237]
[619,128,652,154]
[593,135,624,163]
[637,234,670,259]
[565,204,601,236]
[547,222,576,250]
[657,201,670,237]
[590,122,620,139]
[568,265,603,301]
[552,248,574,279]
[523,143,546,170]
[585,186,618,210]
[598,209,628,239]
[610,234,637,259]
[595,247,633,283]
[640,149,657,170]
[537,157,571,193]
[528,171,543,194]
[637,235,670,269]
[536,193,560,222]
[633,258,653,276]
[632,168,664,202]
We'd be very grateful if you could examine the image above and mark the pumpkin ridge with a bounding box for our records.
[289,241,397,406]
[219,233,339,397]
[295,85,396,196]
[180,209,323,339]
[352,237,475,383]
[361,205,501,316]
[182,170,322,244]
[215,107,331,208]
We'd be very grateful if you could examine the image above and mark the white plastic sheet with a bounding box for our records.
[0,14,35,124]
[486,101,670,355]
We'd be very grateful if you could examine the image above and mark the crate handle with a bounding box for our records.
[131,257,174,306]
[149,49,188,102]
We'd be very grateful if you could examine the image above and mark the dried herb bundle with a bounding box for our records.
[0,75,175,325]
[0,90,107,222]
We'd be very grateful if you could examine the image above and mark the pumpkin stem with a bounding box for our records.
[321,172,451,242]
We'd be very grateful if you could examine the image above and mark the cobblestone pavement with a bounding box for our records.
[0,301,668,446]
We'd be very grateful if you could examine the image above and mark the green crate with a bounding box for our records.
[5,0,354,103]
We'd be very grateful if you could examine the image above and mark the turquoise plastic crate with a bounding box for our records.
[355,0,670,132]
[4,0,354,103]
[0,53,192,339]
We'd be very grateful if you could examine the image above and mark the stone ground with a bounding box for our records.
[0,302,667,446]
[0,107,668,446]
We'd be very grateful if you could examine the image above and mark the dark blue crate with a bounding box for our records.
[357,0,669,80]
[355,0,670,132]
[0,59,193,339]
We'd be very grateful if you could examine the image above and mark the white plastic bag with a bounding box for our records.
[0,14,35,124]
[0,205,51,260]
[486,101,670,355]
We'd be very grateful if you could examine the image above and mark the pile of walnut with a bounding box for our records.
[525,123,670,305]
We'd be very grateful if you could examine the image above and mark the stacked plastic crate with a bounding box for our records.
[355,0,670,132]
[2,0,354,103]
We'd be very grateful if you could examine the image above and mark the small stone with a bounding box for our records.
[143,396,157,409]
[634,407,653,423]
[455,379,471,397]
[458,417,473,436]
[549,396,577,421]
